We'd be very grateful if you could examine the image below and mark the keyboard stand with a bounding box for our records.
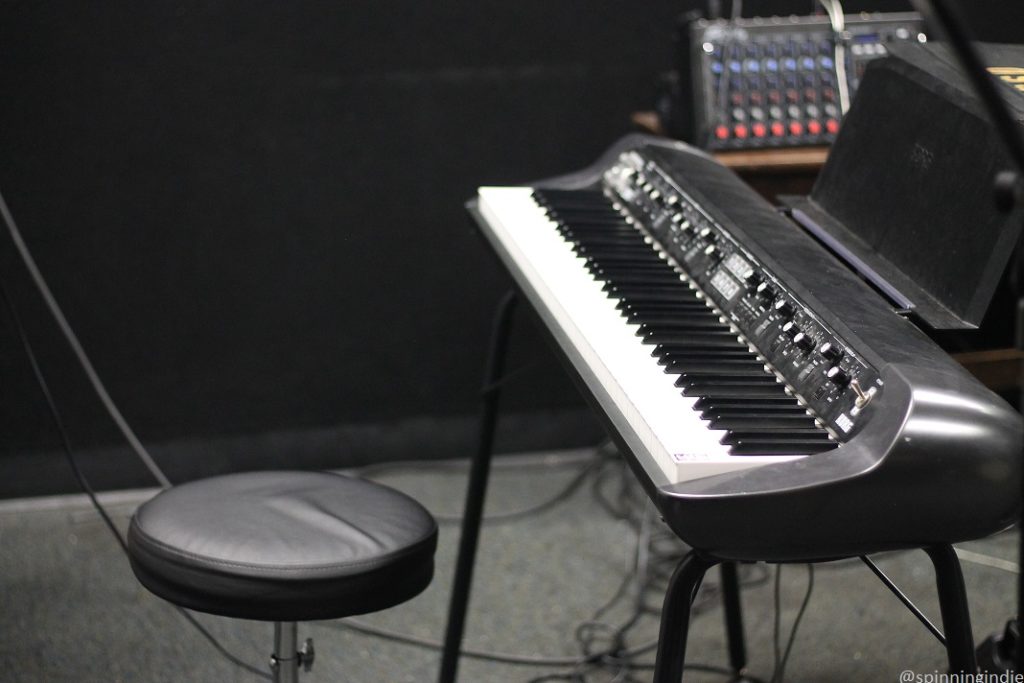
[438,290,980,682]
[437,289,749,683]
[653,545,977,682]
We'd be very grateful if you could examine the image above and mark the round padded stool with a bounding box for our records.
[127,470,437,680]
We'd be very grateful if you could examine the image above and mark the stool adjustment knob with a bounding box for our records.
[299,638,315,672]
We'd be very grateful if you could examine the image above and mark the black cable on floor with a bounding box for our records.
[323,453,764,681]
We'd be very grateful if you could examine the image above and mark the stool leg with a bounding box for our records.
[272,622,299,683]
[654,551,719,683]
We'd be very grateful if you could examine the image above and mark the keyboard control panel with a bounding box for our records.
[604,151,882,436]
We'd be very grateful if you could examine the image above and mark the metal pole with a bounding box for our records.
[272,622,299,683]
[654,550,718,683]
[925,544,978,674]
[438,290,518,683]
[719,562,747,675]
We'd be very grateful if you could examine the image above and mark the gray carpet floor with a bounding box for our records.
[0,446,1018,682]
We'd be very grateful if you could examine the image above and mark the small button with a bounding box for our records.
[770,121,785,137]
[749,106,765,121]
[826,119,840,134]
[807,120,822,135]
[769,105,784,119]
[787,104,802,119]
[714,125,730,140]
[789,121,804,136]
[752,122,767,138]
[732,107,747,122]
[733,124,749,139]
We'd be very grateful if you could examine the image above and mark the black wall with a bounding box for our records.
[0,2,1019,496]
[0,2,686,494]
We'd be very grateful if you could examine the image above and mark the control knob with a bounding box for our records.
[792,331,813,353]
[826,366,850,387]
[773,299,795,318]
[819,342,844,365]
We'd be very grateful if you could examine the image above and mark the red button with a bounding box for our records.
[733,124,749,139]
[715,125,730,140]
[825,119,840,134]
[788,121,804,136]
[770,121,785,137]
[807,120,822,135]
[752,123,767,138]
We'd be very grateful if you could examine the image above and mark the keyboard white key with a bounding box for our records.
[477,186,804,484]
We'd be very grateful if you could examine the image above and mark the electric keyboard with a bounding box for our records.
[469,135,1022,562]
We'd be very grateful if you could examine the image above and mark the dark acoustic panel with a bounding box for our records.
[0,2,681,473]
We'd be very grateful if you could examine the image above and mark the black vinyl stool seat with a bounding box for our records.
[127,470,437,679]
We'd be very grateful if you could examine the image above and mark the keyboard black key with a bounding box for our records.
[728,440,837,455]
[723,430,833,445]
[710,414,818,430]
[665,360,768,375]
[693,396,802,410]
[680,383,790,398]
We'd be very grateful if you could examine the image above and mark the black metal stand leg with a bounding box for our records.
[720,562,747,675]
[654,551,720,683]
[925,544,978,674]
[438,291,518,683]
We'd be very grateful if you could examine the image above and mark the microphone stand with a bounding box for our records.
[908,0,1024,672]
